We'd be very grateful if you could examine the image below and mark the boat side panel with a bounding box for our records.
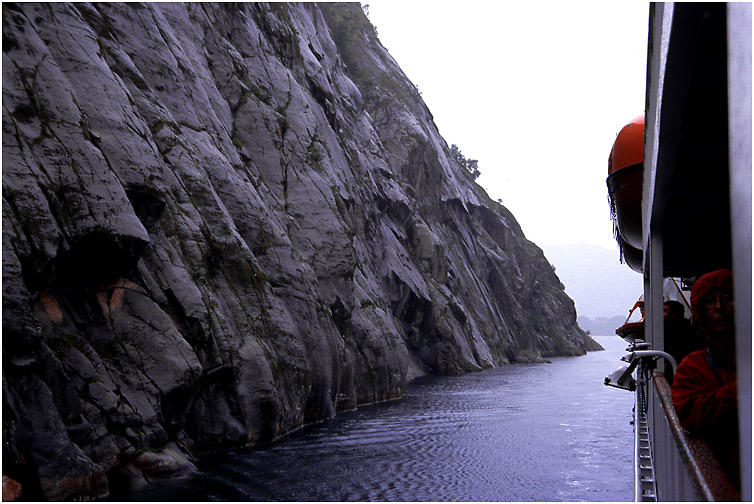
[727,4,753,501]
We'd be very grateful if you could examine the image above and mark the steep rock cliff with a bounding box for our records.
[2,3,601,500]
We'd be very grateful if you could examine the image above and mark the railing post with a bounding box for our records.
[727,4,753,499]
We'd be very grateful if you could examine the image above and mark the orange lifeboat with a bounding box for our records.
[615,295,645,342]
[607,115,645,271]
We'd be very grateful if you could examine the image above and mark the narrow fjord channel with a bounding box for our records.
[115,336,634,501]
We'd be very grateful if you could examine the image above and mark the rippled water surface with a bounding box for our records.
[116,336,635,501]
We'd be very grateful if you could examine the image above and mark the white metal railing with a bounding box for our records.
[636,396,658,501]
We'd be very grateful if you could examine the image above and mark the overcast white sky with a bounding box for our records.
[366,1,648,248]
[365,1,648,319]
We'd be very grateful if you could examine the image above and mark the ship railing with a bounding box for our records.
[635,381,657,501]
[650,372,740,501]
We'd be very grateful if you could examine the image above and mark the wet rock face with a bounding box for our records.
[2,3,601,499]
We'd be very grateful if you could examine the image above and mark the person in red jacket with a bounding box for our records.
[672,269,739,490]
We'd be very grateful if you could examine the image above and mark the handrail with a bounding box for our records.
[652,372,740,501]
[635,387,658,501]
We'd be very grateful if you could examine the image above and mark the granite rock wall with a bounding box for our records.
[2,3,600,500]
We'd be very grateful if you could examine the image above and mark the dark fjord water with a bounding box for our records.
[116,336,635,501]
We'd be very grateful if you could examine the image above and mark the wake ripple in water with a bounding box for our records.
[114,336,634,502]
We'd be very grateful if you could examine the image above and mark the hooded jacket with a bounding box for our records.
[672,269,739,489]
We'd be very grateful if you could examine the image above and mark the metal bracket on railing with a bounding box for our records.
[628,350,678,375]
[604,344,678,391]
[605,358,640,391]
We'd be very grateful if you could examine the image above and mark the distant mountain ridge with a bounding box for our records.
[577,315,627,336]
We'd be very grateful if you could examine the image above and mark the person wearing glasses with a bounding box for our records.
[672,269,739,491]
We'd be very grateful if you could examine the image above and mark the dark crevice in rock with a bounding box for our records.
[56,230,147,286]
[125,187,166,232]
[307,75,339,133]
